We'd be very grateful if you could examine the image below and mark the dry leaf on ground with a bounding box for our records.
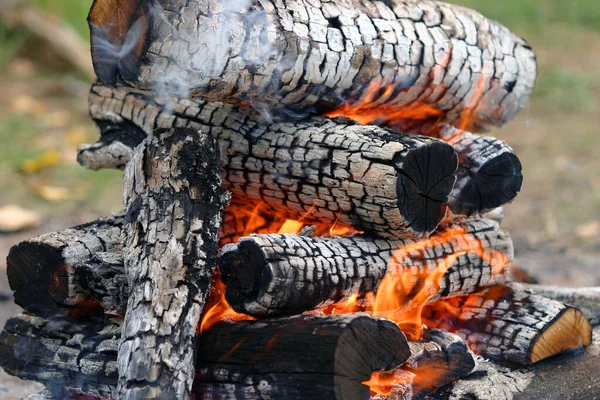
[0,204,41,232]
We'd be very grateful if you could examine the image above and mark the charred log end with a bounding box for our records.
[7,242,67,317]
[334,316,410,400]
[423,329,476,383]
[220,239,294,317]
[530,307,592,364]
[450,152,523,216]
[396,139,457,235]
[88,0,150,86]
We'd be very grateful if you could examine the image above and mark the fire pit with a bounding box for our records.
[1,0,598,399]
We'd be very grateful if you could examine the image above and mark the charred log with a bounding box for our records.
[220,219,513,317]
[194,314,410,400]
[84,84,458,239]
[0,313,119,399]
[1,313,409,400]
[424,283,593,365]
[87,0,537,131]
[6,214,123,317]
[117,128,228,399]
[441,128,523,215]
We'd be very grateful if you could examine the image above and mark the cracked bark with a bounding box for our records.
[6,213,124,317]
[117,127,228,399]
[88,0,537,131]
[83,84,458,239]
[424,283,593,365]
[220,218,513,317]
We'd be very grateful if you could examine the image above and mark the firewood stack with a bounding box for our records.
[1,1,596,399]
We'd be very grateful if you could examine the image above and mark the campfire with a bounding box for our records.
[1,0,597,399]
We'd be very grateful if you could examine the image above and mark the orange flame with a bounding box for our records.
[199,276,255,335]
[316,225,508,341]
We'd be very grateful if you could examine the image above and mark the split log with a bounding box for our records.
[6,213,124,317]
[83,84,458,239]
[117,128,228,399]
[423,283,593,365]
[220,218,513,317]
[440,128,523,215]
[87,0,537,131]
[194,314,410,400]
[520,284,600,326]
[0,313,119,399]
[1,313,409,400]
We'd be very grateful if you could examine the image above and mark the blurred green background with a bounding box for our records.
[0,0,598,280]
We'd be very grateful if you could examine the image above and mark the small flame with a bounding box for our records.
[199,276,255,334]
[278,220,304,234]
[325,80,443,127]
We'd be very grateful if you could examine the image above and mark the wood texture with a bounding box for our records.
[89,0,537,131]
[118,128,228,399]
[6,214,124,317]
[220,218,513,317]
[84,83,458,239]
[424,283,593,365]
[0,313,119,399]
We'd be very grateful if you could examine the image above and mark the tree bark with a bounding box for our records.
[84,84,458,239]
[6,213,124,317]
[220,218,513,317]
[118,128,228,399]
[423,283,593,365]
[88,0,537,131]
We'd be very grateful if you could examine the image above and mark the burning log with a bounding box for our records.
[220,218,513,318]
[117,128,229,398]
[0,313,410,400]
[442,129,523,216]
[6,213,123,317]
[88,0,537,131]
[424,283,593,365]
[369,328,476,399]
[83,84,458,239]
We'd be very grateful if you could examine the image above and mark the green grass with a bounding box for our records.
[32,0,91,39]
[534,69,597,112]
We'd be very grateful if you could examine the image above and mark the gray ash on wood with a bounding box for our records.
[88,0,537,131]
[220,218,513,317]
[118,128,229,399]
[84,84,458,239]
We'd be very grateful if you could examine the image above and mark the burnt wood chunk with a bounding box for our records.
[220,219,513,317]
[371,329,476,399]
[442,128,523,215]
[118,128,228,399]
[194,314,410,400]
[424,283,593,365]
[6,214,123,317]
[0,313,120,399]
[84,84,458,239]
[87,0,537,130]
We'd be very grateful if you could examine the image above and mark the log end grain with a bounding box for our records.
[397,138,457,234]
[531,307,592,364]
